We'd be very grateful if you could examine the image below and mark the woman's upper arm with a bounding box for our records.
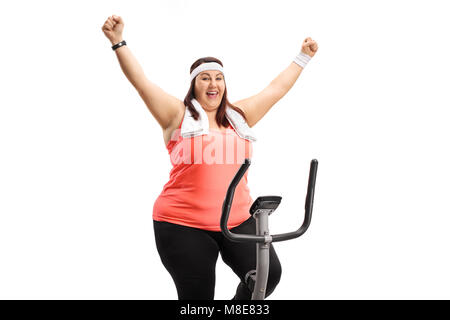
[233,84,283,128]
[135,76,184,130]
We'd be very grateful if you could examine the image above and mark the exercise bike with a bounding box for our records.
[220,158,318,300]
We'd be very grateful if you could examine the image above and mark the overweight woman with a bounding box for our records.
[102,14,318,300]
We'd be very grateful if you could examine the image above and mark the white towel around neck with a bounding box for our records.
[180,98,257,142]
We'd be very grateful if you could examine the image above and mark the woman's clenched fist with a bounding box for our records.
[301,37,319,58]
[101,15,125,45]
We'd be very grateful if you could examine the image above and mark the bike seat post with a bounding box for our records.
[252,209,273,300]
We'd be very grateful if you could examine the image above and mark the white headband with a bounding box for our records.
[190,62,224,81]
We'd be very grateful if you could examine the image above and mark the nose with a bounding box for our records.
[209,78,218,87]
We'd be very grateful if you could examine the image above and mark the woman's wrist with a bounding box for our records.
[110,38,124,46]
[112,40,126,51]
[293,51,311,68]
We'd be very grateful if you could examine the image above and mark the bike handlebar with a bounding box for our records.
[220,158,318,243]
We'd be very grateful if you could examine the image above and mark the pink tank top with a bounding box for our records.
[152,120,253,231]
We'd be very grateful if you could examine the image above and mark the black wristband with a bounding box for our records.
[112,40,126,51]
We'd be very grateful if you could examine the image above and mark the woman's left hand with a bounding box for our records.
[301,37,319,57]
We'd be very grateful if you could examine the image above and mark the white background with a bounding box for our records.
[1,0,449,300]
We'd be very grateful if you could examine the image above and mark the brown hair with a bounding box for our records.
[183,57,247,127]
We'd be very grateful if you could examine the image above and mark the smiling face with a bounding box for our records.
[194,70,225,111]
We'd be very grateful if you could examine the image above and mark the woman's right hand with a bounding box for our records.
[101,15,124,45]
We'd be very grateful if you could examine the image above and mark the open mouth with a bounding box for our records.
[206,91,218,99]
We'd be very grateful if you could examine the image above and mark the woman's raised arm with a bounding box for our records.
[233,37,318,128]
[102,15,184,130]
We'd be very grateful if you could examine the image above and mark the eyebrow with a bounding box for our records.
[200,72,224,77]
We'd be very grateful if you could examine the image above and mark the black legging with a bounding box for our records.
[153,216,282,300]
